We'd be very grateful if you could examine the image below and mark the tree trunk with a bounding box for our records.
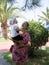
[48,37,49,42]
[1,22,7,39]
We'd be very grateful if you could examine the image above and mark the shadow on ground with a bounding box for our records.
[29,47,49,65]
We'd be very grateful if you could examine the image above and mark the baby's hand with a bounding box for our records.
[19,31,23,35]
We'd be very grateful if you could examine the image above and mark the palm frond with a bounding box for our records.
[38,15,49,23]
[38,7,49,23]
[0,0,23,23]
[4,1,7,13]
[0,7,3,13]
[22,0,41,10]
[42,12,47,17]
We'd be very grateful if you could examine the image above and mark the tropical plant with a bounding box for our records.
[7,0,41,10]
[0,0,19,38]
[38,7,49,23]
[28,21,48,57]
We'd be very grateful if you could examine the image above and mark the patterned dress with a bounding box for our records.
[11,32,31,63]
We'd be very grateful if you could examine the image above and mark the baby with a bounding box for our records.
[9,18,24,48]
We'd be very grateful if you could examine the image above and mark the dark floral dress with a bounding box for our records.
[11,32,31,63]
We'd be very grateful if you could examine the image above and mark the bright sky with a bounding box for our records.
[22,0,49,21]
[8,0,49,27]
[15,0,49,21]
[0,0,49,31]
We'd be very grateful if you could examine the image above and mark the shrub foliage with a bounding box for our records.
[28,21,48,57]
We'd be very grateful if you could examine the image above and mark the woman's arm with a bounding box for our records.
[24,33,31,47]
[26,41,31,47]
[24,41,31,48]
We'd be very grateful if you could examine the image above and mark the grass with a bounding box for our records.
[3,47,49,65]
[0,38,10,42]
[3,52,16,65]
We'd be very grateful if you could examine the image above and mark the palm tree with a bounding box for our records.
[38,7,49,23]
[0,0,19,38]
[7,0,41,10]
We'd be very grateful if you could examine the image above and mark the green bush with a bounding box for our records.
[28,21,48,57]
[28,21,48,47]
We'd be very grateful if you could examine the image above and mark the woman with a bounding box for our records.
[11,22,31,65]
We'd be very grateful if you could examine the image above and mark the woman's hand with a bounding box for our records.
[28,41,31,47]
[24,41,31,48]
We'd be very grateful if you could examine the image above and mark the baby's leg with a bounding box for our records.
[14,40,24,48]
[18,40,24,47]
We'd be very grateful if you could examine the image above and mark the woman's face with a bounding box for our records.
[22,22,28,30]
